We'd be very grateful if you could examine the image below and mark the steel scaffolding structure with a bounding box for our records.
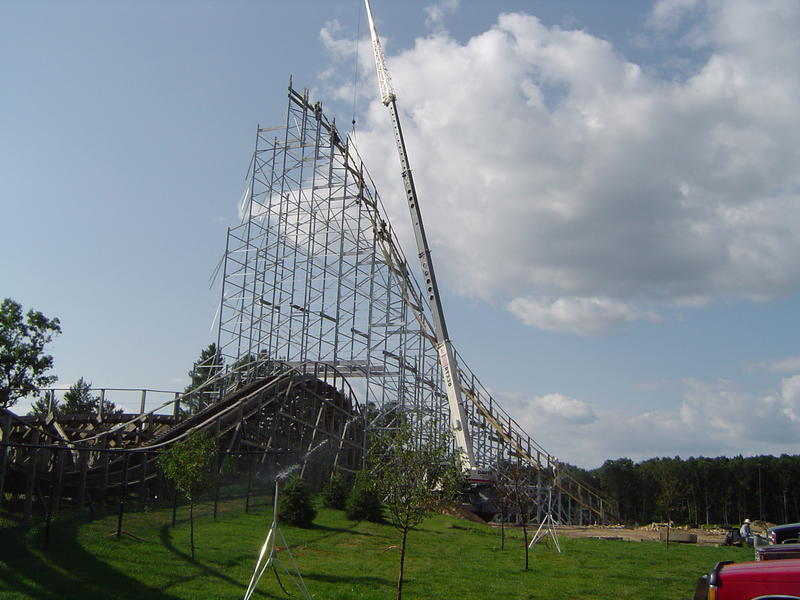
[216,84,447,448]
[215,82,614,523]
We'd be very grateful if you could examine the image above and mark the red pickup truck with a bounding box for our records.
[692,559,800,599]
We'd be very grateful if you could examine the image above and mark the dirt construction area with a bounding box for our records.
[555,524,728,545]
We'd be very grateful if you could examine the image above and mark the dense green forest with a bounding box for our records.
[567,454,800,527]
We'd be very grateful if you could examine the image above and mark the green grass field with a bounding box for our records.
[0,498,752,600]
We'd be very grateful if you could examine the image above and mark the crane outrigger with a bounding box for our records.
[364,0,490,484]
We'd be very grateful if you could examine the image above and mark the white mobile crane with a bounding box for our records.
[364,0,491,484]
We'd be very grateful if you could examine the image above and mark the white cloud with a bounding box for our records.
[531,393,597,424]
[758,356,800,374]
[636,380,670,392]
[425,0,459,30]
[672,295,712,308]
[781,375,800,422]
[497,376,800,467]
[648,0,703,32]
[319,20,356,62]
[507,296,661,335]
[323,1,800,335]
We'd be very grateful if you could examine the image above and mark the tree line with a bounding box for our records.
[566,454,800,527]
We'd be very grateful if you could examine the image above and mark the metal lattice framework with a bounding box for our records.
[215,83,615,523]
[217,84,449,449]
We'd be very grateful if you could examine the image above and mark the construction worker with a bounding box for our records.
[740,518,753,545]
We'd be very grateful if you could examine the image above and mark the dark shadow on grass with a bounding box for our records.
[291,521,392,547]
[306,522,381,537]
[301,571,394,588]
[411,525,446,535]
[156,524,366,600]
[0,517,182,600]
[157,524,249,591]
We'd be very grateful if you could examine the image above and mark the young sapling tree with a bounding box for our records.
[159,430,218,559]
[373,424,463,600]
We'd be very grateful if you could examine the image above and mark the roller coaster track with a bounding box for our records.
[466,383,614,523]
[0,361,364,517]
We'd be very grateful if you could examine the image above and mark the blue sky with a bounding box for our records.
[2,0,799,468]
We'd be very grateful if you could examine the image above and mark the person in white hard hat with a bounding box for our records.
[740,518,753,545]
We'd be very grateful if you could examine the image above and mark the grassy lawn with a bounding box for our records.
[0,499,752,600]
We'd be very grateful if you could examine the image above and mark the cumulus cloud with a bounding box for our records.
[507,296,661,335]
[322,0,800,335]
[648,0,704,32]
[498,376,800,467]
[531,393,597,424]
[494,391,597,426]
[781,375,800,422]
[424,0,459,30]
[758,356,800,374]
[636,380,669,392]
[319,20,356,62]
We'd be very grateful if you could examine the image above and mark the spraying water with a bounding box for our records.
[304,438,331,461]
[276,463,300,481]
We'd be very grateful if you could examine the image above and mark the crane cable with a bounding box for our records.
[351,0,362,139]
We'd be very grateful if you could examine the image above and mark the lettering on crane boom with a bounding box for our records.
[439,344,463,431]
[439,344,454,389]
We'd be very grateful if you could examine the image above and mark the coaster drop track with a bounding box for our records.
[0,361,364,518]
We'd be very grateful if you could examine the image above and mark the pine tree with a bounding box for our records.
[345,470,383,522]
[321,472,350,510]
[62,377,119,417]
[182,343,223,415]
[277,475,316,527]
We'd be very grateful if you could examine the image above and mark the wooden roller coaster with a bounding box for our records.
[0,361,364,519]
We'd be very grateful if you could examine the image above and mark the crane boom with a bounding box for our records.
[364,0,394,106]
[364,0,486,481]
